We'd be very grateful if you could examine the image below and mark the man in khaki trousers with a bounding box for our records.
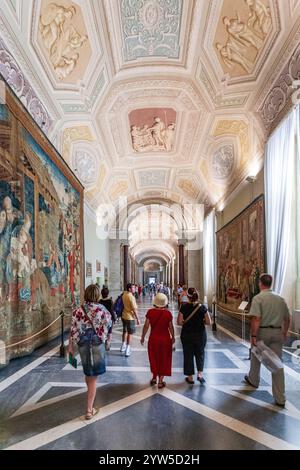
[244,274,290,407]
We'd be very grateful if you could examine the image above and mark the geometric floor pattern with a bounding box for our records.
[1,297,300,450]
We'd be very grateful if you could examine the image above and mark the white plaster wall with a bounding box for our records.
[84,210,110,288]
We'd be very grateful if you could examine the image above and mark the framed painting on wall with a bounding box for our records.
[0,76,84,364]
[96,260,101,273]
[86,262,92,278]
[216,195,265,314]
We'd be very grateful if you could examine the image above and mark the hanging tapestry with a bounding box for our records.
[0,78,84,364]
[217,196,265,314]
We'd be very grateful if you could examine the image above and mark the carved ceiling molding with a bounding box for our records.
[101,78,206,112]
[60,68,107,113]
[5,0,22,24]
[198,62,250,109]
[289,0,300,15]
[257,34,300,135]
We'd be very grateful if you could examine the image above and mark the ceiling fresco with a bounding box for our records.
[120,0,183,61]
[0,0,300,219]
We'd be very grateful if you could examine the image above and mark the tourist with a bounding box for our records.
[177,288,211,385]
[158,282,169,298]
[244,274,291,407]
[138,284,142,297]
[134,284,139,300]
[177,283,183,307]
[99,287,116,351]
[179,285,189,305]
[120,283,141,357]
[68,284,112,419]
[141,293,175,388]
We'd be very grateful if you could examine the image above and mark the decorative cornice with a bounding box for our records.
[0,12,59,123]
[0,37,52,134]
[257,39,300,135]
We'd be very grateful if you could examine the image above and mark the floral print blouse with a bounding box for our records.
[70,302,112,344]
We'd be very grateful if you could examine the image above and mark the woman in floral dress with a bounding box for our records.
[69,284,111,419]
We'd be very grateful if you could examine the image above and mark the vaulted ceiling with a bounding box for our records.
[1,0,300,216]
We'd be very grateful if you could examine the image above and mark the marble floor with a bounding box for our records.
[1,297,300,450]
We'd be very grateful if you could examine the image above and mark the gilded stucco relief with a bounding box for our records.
[62,126,93,164]
[61,126,106,197]
[215,0,272,77]
[109,181,129,201]
[177,179,199,200]
[85,166,107,198]
[213,120,250,164]
[199,119,251,203]
[129,108,176,153]
[38,0,91,83]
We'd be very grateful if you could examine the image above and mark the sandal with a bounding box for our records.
[197,376,206,385]
[185,377,195,385]
[150,378,157,386]
[85,407,99,420]
[158,381,166,389]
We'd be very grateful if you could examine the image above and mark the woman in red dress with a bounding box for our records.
[141,293,175,389]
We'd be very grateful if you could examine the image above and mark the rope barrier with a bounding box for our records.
[215,302,300,337]
[0,314,63,352]
[215,302,251,317]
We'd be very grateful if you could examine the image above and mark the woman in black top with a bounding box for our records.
[177,288,211,385]
[100,287,115,351]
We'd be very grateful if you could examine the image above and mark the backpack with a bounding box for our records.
[113,293,124,318]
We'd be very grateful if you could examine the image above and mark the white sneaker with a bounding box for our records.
[120,343,126,353]
[125,345,131,357]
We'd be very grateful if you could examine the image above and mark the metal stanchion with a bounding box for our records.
[212,300,217,332]
[60,311,65,357]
